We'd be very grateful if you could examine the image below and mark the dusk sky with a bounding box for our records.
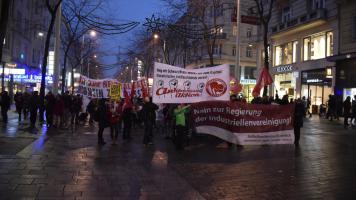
[101,0,165,78]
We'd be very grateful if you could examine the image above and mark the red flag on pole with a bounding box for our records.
[252,67,273,97]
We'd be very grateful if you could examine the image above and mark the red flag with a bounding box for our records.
[252,67,273,97]
[141,79,149,99]
[123,83,132,103]
[131,82,136,99]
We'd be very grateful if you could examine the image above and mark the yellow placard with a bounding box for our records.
[110,83,121,100]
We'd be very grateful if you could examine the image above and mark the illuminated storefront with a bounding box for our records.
[0,63,53,93]
[301,68,332,113]
[240,78,256,102]
[270,30,335,102]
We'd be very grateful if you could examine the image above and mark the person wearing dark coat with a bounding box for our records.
[352,95,356,126]
[1,91,11,123]
[14,92,24,122]
[343,96,352,128]
[29,91,40,128]
[122,100,134,140]
[45,92,55,127]
[142,97,159,145]
[97,99,109,145]
[22,92,30,120]
[294,98,305,146]
[86,99,96,124]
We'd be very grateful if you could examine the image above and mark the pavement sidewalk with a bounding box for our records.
[0,112,355,200]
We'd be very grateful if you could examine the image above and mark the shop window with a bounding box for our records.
[303,32,333,61]
[244,66,256,79]
[326,32,333,57]
[274,42,293,66]
[303,37,311,61]
[292,41,298,63]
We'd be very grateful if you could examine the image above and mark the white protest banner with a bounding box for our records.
[77,75,118,98]
[152,63,230,103]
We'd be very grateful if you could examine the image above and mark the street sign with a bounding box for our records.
[241,15,260,25]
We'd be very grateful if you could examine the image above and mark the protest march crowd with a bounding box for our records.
[0,63,355,150]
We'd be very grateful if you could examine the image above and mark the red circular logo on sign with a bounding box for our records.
[206,78,227,97]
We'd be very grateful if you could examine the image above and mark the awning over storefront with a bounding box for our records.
[327,52,356,62]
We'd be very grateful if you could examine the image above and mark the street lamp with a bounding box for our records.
[153,33,159,39]
[38,32,44,37]
[81,30,97,75]
[90,30,97,37]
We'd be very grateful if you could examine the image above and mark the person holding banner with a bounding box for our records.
[142,97,159,146]
[173,104,190,150]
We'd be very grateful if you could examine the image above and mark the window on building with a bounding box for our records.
[232,46,236,56]
[303,32,333,61]
[282,7,291,23]
[293,41,298,63]
[326,32,333,57]
[303,37,311,61]
[244,66,257,79]
[212,44,222,55]
[353,17,356,40]
[246,46,252,58]
[275,42,294,66]
[215,4,224,17]
[232,26,237,36]
[312,0,325,9]
[246,28,252,38]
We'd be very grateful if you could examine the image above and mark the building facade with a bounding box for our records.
[327,0,356,100]
[259,0,338,111]
[1,0,50,94]
[180,0,259,101]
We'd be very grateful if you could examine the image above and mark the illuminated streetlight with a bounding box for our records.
[90,30,97,38]
[38,32,44,37]
[93,54,97,58]
[153,33,159,39]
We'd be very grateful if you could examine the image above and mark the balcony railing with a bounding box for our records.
[271,8,327,34]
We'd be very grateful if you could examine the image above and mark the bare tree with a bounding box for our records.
[162,0,225,67]
[39,0,62,121]
[61,0,104,93]
[253,0,275,96]
[0,0,11,91]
